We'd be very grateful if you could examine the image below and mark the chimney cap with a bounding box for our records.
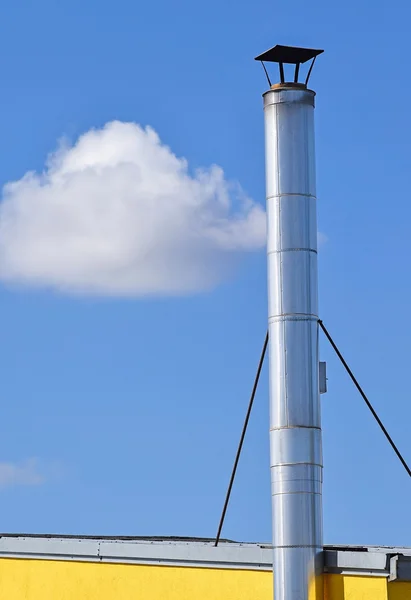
[255,45,324,64]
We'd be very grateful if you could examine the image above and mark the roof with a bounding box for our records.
[0,534,410,581]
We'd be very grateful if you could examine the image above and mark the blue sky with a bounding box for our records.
[0,0,410,548]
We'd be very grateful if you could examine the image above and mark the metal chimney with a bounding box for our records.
[255,45,324,600]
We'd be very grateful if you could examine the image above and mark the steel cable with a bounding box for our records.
[319,319,411,478]
[214,332,269,546]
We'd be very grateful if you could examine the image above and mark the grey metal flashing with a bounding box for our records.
[0,535,410,579]
[389,554,411,582]
[324,546,411,579]
[0,536,273,571]
[324,548,388,577]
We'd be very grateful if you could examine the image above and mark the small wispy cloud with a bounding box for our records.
[318,231,328,247]
[0,121,266,297]
[0,458,46,488]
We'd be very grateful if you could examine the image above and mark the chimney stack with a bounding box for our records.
[255,44,324,600]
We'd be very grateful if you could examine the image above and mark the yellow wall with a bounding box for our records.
[0,559,272,600]
[325,574,411,600]
[0,558,410,600]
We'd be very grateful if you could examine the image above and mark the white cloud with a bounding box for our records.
[0,458,45,488]
[0,122,266,296]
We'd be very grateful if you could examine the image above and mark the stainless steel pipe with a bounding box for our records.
[264,84,323,600]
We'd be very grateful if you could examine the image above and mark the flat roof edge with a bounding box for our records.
[0,536,272,572]
[0,536,409,578]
